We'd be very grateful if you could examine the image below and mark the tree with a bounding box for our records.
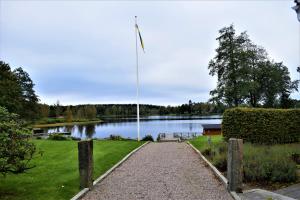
[0,106,36,175]
[0,61,23,114]
[208,25,249,107]
[40,104,50,118]
[85,105,97,120]
[13,67,39,119]
[0,61,39,120]
[55,100,62,118]
[64,106,73,122]
[208,25,298,108]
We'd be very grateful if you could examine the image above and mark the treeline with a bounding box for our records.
[208,25,299,108]
[40,100,225,119]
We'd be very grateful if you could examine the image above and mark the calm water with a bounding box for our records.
[43,115,222,140]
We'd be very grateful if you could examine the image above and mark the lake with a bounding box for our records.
[43,115,222,140]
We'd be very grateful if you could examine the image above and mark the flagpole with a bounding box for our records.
[135,16,140,141]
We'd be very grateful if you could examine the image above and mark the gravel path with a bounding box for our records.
[82,142,232,200]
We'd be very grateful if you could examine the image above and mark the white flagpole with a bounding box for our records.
[135,16,140,141]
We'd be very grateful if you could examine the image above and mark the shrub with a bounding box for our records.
[109,134,124,140]
[243,144,298,182]
[48,134,68,141]
[212,153,227,172]
[222,108,300,144]
[71,136,81,141]
[202,148,212,157]
[0,106,36,175]
[291,153,300,164]
[141,135,154,142]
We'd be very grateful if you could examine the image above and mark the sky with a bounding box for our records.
[0,0,299,106]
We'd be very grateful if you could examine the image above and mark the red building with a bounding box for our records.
[202,124,222,136]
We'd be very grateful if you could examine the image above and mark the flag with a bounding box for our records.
[135,24,145,52]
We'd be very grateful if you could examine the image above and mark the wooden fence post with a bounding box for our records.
[78,140,93,189]
[227,138,243,192]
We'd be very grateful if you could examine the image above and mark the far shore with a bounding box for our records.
[33,120,103,128]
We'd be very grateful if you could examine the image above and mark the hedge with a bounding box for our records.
[222,108,300,144]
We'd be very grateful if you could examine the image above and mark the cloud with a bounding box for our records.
[0,1,299,105]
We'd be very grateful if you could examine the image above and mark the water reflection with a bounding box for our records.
[85,124,96,138]
[44,116,222,140]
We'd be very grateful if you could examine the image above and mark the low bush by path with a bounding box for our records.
[0,140,143,200]
[190,136,300,189]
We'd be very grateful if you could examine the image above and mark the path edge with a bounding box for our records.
[70,141,150,200]
[187,141,241,200]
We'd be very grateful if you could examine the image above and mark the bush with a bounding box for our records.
[222,108,300,144]
[243,144,298,182]
[291,153,300,164]
[71,136,81,141]
[141,135,154,142]
[109,134,124,141]
[0,106,36,175]
[244,155,297,182]
[202,148,212,157]
[48,134,68,141]
[212,153,227,172]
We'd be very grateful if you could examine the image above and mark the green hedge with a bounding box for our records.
[222,108,300,144]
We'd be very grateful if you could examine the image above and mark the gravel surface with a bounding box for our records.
[82,142,233,200]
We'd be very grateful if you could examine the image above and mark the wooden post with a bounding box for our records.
[227,138,243,192]
[78,140,93,189]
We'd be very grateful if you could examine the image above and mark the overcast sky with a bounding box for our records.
[0,0,299,106]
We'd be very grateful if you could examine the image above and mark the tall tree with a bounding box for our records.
[13,67,39,119]
[0,61,39,119]
[0,61,23,114]
[208,25,249,106]
[208,25,298,108]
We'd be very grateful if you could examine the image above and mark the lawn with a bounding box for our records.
[0,140,143,200]
[190,136,300,189]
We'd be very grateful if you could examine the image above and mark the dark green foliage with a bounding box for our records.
[190,136,299,184]
[0,106,36,175]
[244,145,297,182]
[208,25,298,108]
[291,153,300,164]
[212,153,227,172]
[0,61,23,114]
[222,108,300,144]
[48,134,68,141]
[13,67,39,119]
[0,61,39,120]
[141,135,154,142]
[202,148,212,157]
[46,101,225,119]
[71,136,81,141]
[109,134,124,140]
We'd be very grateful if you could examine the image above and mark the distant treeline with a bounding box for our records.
[40,100,226,119]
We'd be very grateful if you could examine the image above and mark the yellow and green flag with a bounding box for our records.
[135,24,145,52]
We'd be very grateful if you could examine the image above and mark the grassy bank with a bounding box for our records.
[190,136,300,189]
[33,120,103,128]
[0,140,143,200]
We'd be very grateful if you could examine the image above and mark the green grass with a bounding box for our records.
[189,136,300,188]
[189,135,223,152]
[0,140,143,200]
[33,120,103,128]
